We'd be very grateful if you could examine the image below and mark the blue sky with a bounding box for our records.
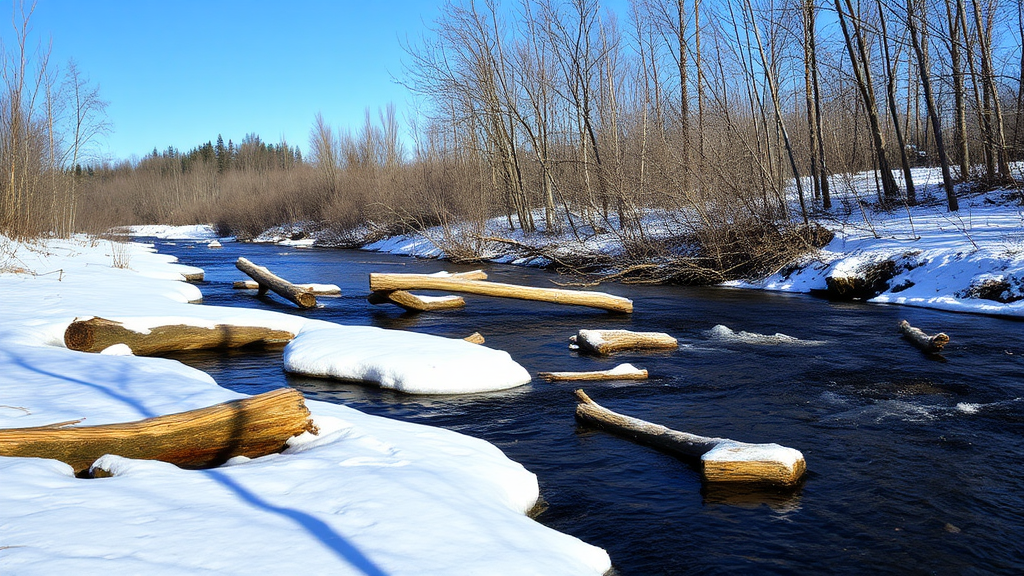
[15,1,444,162]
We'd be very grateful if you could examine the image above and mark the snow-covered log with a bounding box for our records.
[898,320,949,353]
[367,290,467,311]
[463,332,486,344]
[369,273,633,313]
[233,279,341,295]
[0,388,315,477]
[64,317,295,355]
[538,363,648,381]
[235,257,317,308]
[571,329,677,355]
[574,389,805,486]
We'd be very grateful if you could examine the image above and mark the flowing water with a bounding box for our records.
[153,239,1024,575]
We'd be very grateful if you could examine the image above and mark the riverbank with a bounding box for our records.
[0,235,610,575]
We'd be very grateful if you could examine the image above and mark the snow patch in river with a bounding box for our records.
[707,324,827,346]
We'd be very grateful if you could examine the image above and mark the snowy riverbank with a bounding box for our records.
[0,236,610,575]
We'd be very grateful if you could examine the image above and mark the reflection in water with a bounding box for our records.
[158,239,1024,576]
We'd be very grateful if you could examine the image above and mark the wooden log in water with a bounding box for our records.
[235,257,317,308]
[64,317,295,356]
[0,388,316,477]
[233,279,341,295]
[463,332,485,344]
[574,389,805,485]
[369,273,633,313]
[539,363,648,381]
[570,329,677,355]
[898,320,949,353]
[183,271,204,282]
[367,290,466,312]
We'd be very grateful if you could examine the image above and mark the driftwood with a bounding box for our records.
[898,320,949,353]
[233,279,341,295]
[463,332,486,344]
[574,389,805,486]
[235,257,317,308]
[539,363,648,381]
[64,317,295,356]
[0,388,316,477]
[369,273,633,313]
[367,290,466,312]
[570,329,677,355]
[183,271,204,282]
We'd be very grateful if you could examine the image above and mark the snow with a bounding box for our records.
[0,234,610,575]
[122,224,220,240]
[702,441,804,468]
[707,324,827,346]
[283,324,532,394]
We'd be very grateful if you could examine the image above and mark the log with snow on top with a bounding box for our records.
[369,272,633,313]
[574,389,805,486]
[463,332,486,344]
[235,257,317,308]
[283,324,531,394]
[233,279,341,295]
[64,316,295,356]
[898,320,949,354]
[0,388,315,477]
[367,290,466,311]
[570,329,677,355]
[538,363,648,382]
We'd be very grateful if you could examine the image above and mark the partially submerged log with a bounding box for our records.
[183,271,204,282]
[369,273,633,313]
[898,320,949,353]
[65,317,295,356]
[367,290,466,312]
[570,329,677,355]
[0,388,316,477]
[574,389,805,486]
[539,363,648,382]
[235,257,317,308]
[233,279,341,295]
[463,332,486,344]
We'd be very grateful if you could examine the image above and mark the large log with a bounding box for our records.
[367,290,466,312]
[235,257,317,308]
[369,273,633,313]
[233,279,341,295]
[539,363,648,382]
[898,320,949,353]
[64,317,295,356]
[0,388,316,477]
[570,329,677,355]
[574,389,805,486]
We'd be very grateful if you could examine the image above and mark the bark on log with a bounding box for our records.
[367,290,466,312]
[0,388,316,477]
[65,317,295,356]
[463,332,486,344]
[233,279,341,295]
[898,320,949,353]
[369,274,633,313]
[539,363,648,381]
[571,329,677,355]
[235,257,317,308]
[183,271,204,282]
[574,389,805,486]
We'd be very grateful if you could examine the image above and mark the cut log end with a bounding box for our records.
[574,329,678,355]
[701,443,807,486]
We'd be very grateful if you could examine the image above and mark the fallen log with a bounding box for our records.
[898,320,949,353]
[183,271,204,282]
[64,317,295,356]
[369,274,633,313]
[367,290,466,312]
[574,389,805,486]
[235,257,317,308]
[233,279,341,295]
[463,332,485,344]
[539,363,648,382]
[0,388,316,477]
[570,329,677,355]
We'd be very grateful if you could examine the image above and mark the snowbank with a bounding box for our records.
[123,224,220,240]
[0,234,610,575]
[283,324,532,394]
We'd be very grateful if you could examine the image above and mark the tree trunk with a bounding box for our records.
[898,320,950,353]
[64,317,295,356]
[877,0,916,205]
[233,280,340,295]
[367,290,467,312]
[539,363,647,381]
[235,257,317,308]
[571,329,677,354]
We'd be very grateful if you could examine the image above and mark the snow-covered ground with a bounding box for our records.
[0,235,611,575]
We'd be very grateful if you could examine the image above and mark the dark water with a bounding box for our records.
[153,239,1024,575]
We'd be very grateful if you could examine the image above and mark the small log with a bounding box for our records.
[571,329,677,355]
[367,290,466,312]
[574,389,805,486]
[208,240,222,249]
[233,279,341,295]
[463,332,485,344]
[539,363,648,382]
[0,388,316,476]
[369,273,633,313]
[183,271,204,282]
[65,317,295,356]
[898,320,949,353]
[236,257,317,308]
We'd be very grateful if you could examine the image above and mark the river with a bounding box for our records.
[150,238,1023,575]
